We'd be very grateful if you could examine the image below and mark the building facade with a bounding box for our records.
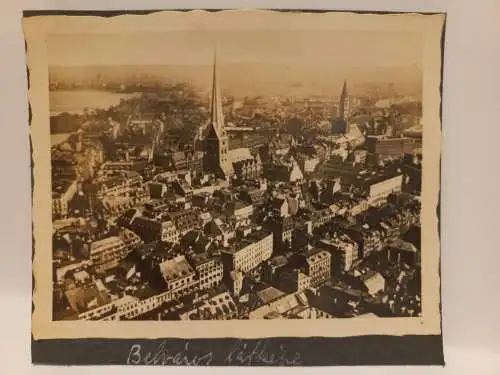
[160,220,180,244]
[90,236,130,271]
[275,268,311,293]
[190,254,224,291]
[159,255,198,300]
[368,175,403,205]
[180,291,238,320]
[303,249,332,287]
[232,156,263,181]
[318,236,359,274]
[221,231,274,273]
[52,179,78,218]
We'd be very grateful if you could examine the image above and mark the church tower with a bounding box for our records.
[331,80,351,135]
[339,80,350,122]
[204,51,234,180]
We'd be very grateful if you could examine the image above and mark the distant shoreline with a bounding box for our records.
[50,87,137,95]
[49,89,139,116]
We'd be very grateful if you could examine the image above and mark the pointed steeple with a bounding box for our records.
[341,80,348,99]
[210,49,225,134]
[204,47,233,180]
[338,79,350,124]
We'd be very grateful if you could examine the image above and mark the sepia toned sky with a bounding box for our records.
[48,30,422,68]
[47,30,423,96]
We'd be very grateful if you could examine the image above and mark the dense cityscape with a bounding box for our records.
[50,55,424,322]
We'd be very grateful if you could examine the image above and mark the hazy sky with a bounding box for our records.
[48,30,423,96]
[48,30,423,68]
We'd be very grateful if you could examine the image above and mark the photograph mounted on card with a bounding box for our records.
[25,9,444,366]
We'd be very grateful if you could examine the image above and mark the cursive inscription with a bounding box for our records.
[127,341,213,366]
[226,340,302,366]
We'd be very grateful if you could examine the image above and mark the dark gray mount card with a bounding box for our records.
[25,9,444,366]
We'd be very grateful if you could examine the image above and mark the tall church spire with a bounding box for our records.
[204,47,233,180]
[211,49,225,133]
[341,80,348,99]
[339,80,350,122]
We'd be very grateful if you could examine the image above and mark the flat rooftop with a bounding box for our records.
[221,230,272,254]
[159,255,195,282]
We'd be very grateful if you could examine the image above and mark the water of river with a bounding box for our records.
[50,90,138,116]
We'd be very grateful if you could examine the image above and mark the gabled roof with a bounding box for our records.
[256,287,286,305]
[270,197,287,209]
[64,284,111,314]
[228,148,253,163]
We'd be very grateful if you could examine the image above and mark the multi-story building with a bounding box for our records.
[365,135,406,157]
[180,291,238,320]
[220,230,273,274]
[173,179,193,201]
[262,255,289,283]
[380,219,400,244]
[161,220,180,244]
[349,198,369,216]
[343,224,383,259]
[96,171,143,199]
[248,291,328,320]
[128,216,161,242]
[269,197,289,218]
[189,253,224,291]
[148,181,168,199]
[265,215,294,250]
[238,186,266,206]
[264,157,304,183]
[142,200,173,219]
[99,161,138,172]
[119,228,143,249]
[232,154,263,181]
[90,237,129,271]
[75,286,174,321]
[302,249,331,287]
[167,209,201,236]
[320,156,362,180]
[318,235,359,274]
[52,178,78,218]
[159,255,198,300]
[357,173,403,205]
[157,150,204,173]
[224,200,254,222]
[365,135,420,160]
[204,218,235,247]
[311,203,335,228]
[275,267,311,293]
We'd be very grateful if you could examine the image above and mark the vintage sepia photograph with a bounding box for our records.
[26,10,443,340]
